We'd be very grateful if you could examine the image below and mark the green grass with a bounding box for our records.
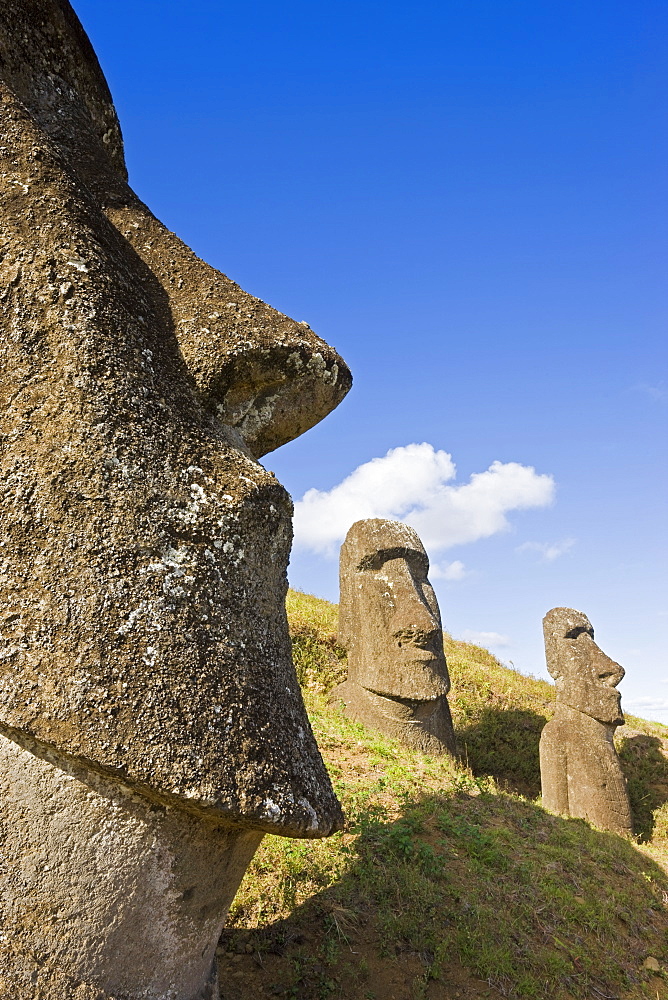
[446,635,554,796]
[286,589,348,695]
[219,590,668,1000]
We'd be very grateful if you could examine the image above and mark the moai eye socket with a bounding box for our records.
[564,626,593,639]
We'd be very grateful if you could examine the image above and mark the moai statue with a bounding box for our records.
[539,607,633,836]
[0,2,351,998]
[331,519,456,755]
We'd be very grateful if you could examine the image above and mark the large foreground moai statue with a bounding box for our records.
[539,608,632,836]
[0,2,351,997]
[331,519,456,754]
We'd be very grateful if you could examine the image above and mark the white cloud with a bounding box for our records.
[460,630,511,649]
[630,381,668,402]
[293,443,555,556]
[516,538,575,562]
[430,559,468,581]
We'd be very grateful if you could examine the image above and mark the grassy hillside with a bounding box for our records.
[219,591,668,1000]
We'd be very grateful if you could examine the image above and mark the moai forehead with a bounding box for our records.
[0,0,350,836]
[341,518,429,576]
[542,607,624,724]
[543,607,595,679]
[339,519,430,640]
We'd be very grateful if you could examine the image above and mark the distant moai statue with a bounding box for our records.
[539,607,633,835]
[331,519,456,754]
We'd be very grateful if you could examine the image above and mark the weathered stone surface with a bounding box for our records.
[331,519,455,754]
[539,607,632,835]
[0,733,261,1000]
[0,0,349,994]
[0,0,349,835]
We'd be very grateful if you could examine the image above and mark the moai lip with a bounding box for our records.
[0,1,350,996]
[331,518,456,755]
[539,607,633,836]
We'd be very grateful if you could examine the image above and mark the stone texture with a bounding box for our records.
[0,733,262,1000]
[539,607,632,835]
[331,519,455,754]
[0,1,350,995]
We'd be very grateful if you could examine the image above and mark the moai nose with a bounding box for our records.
[390,586,440,646]
[589,640,625,686]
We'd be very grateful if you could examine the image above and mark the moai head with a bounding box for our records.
[339,519,450,702]
[543,608,625,726]
[0,0,351,837]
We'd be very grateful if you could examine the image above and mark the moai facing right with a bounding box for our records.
[539,607,633,836]
[331,519,455,755]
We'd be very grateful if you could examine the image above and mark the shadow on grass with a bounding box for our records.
[455,707,547,798]
[221,790,668,1000]
[619,733,668,842]
[454,708,668,843]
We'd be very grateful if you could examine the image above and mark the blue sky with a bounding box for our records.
[74,0,667,718]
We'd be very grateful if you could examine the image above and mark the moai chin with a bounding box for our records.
[0,2,351,997]
[331,519,456,755]
[539,607,633,836]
